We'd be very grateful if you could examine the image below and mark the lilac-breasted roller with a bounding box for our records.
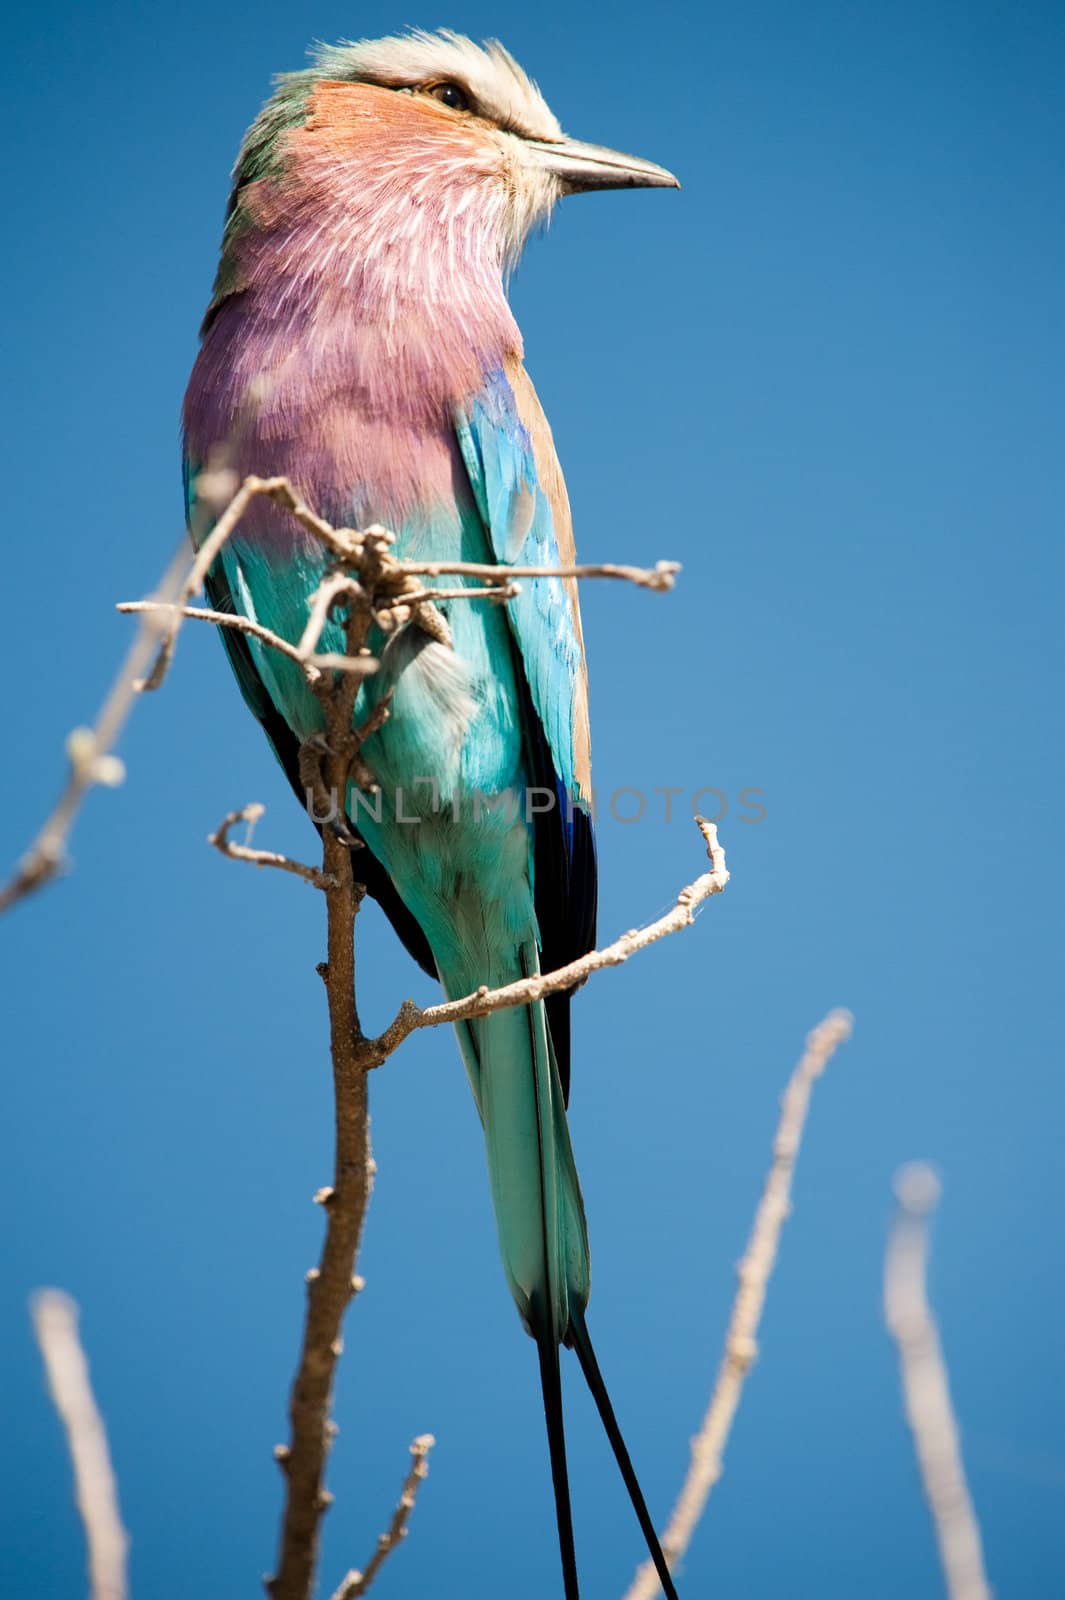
[183,31,679,1598]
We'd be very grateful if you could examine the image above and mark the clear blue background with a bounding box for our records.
[3,2,1062,1595]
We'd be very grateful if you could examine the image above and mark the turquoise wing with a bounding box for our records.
[454,365,597,1098]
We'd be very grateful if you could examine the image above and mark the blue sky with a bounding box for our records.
[2,1,1062,1596]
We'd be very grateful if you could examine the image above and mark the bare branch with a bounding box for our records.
[31,1291,129,1600]
[413,582,518,604]
[131,474,679,697]
[399,557,680,591]
[358,815,729,1068]
[328,1434,437,1600]
[209,804,336,890]
[622,1008,853,1600]
[119,600,316,672]
[885,1165,992,1600]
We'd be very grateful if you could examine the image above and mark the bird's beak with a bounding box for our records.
[522,135,680,194]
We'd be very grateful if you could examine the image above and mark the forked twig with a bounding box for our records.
[215,814,729,1071]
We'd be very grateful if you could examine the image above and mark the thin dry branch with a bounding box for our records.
[358,815,729,1068]
[119,597,384,679]
[622,1008,853,1600]
[126,472,679,698]
[119,600,316,671]
[216,813,728,1073]
[31,1291,129,1600]
[401,557,679,591]
[328,1434,437,1600]
[885,1165,991,1600]
[209,804,336,889]
[413,581,518,604]
[215,802,728,1598]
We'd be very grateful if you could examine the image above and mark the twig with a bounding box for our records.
[0,547,188,916]
[885,1165,992,1600]
[220,803,729,1595]
[118,600,382,681]
[209,804,336,889]
[358,815,728,1068]
[622,1008,854,1600]
[119,600,314,670]
[215,810,728,1072]
[400,557,680,590]
[412,582,518,604]
[132,473,679,697]
[31,1291,129,1600]
[328,1435,437,1600]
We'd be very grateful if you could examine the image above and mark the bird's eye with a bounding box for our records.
[428,81,471,112]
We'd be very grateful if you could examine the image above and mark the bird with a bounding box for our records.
[183,30,679,1599]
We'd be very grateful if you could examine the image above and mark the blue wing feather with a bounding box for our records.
[455,369,598,1101]
[455,370,584,798]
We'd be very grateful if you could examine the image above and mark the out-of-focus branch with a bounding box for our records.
[622,1008,853,1600]
[0,548,187,915]
[328,1434,437,1600]
[885,1165,992,1600]
[31,1291,129,1600]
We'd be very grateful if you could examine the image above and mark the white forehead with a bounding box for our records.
[312,29,564,141]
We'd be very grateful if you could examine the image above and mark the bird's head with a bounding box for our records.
[214,30,678,317]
